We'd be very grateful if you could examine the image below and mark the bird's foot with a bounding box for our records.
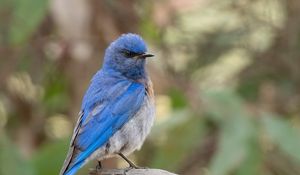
[96,161,102,171]
[124,166,133,172]
[118,153,144,169]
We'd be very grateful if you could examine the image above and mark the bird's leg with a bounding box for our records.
[96,160,102,171]
[118,153,139,169]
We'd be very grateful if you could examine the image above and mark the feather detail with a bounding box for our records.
[60,81,146,175]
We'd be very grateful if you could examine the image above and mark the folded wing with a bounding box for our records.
[60,81,145,175]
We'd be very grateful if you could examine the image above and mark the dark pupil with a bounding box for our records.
[122,50,138,58]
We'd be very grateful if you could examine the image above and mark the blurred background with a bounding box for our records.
[1,0,300,175]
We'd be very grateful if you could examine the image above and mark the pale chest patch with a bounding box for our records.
[87,93,155,162]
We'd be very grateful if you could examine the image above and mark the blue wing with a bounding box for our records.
[60,76,146,175]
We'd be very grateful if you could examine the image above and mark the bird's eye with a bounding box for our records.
[122,50,138,58]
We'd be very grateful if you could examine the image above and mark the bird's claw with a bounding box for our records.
[96,161,102,171]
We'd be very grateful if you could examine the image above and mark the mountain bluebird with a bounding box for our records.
[60,33,155,175]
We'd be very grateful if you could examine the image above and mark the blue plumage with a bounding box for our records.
[60,33,155,175]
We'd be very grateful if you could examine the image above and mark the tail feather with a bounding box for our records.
[59,146,81,175]
[63,161,84,175]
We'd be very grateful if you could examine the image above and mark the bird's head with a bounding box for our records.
[103,33,154,79]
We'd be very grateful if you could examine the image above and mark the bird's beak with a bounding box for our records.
[139,53,154,59]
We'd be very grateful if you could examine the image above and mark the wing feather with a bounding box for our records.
[60,81,145,175]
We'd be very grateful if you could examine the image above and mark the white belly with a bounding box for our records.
[86,96,155,162]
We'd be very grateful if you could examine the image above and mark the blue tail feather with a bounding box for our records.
[64,161,84,175]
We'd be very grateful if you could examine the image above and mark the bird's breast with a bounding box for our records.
[110,94,155,155]
[87,79,155,161]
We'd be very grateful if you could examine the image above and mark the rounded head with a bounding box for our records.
[113,33,147,54]
[103,33,153,79]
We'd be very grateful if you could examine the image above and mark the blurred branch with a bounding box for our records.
[89,168,177,175]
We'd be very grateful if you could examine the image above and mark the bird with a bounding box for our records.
[59,33,155,175]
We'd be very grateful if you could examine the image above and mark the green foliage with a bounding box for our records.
[235,138,262,175]
[42,68,69,113]
[168,88,187,109]
[262,114,300,162]
[138,2,160,42]
[204,90,261,175]
[203,90,244,122]
[31,139,69,175]
[8,0,48,45]
[149,110,206,171]
[0,134,35,175]
[201,90,300,175]
[140,18,160,42]
[237,79,260,101]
